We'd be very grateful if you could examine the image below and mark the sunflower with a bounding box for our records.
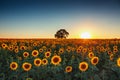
[79,46,83,50]
[91,56,99,65]
[110,54,114,61]
[76,48,81,53]
[113,48,118,53]
[59,48,64,54]
[51,55,61,65]
[107,51,112,55]
[113,45,117,49]
[88,52,94,58]
[39,48,43,53]
[10,62,18,70]
[47,48,51,52]
[23,52,29,58]
[32,50,39,57]
[117,58,120,67]
[14,49,19,53]
[45,51,51,58]
[22,62,32,71]
[42,46,47,50]
[34,58,42,67]
[20,46,27,50]
[33,42,37,47]
[79,62,88,72]
[14,46,18,49]
[1,43,7,49]
[82,48,87,53]
[66,47,71,52]
[65,66,72,73]
[20,46,26,50]
[8,46,14,51]
[42,58,48,65]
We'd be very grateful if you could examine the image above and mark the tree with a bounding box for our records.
[55,29,69,39]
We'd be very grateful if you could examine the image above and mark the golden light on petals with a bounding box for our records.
[22,62,32,71]
[45,51,51,58]
[32,50,39,57]
[23,52,29,58]
[88,52,94,58]
[10,62,18,70]
[91,56,99,65]
[34,58,42,67]
[65,66,72,73]
[79,62,88,72]
[117,58,120,67]
[51,55,61,65]
[42,58,48,65]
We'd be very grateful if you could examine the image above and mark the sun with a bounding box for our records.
[80,32,91,39]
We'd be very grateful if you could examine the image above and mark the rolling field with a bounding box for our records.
[0,39,120,80]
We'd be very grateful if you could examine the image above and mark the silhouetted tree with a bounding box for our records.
[55,29,69,39]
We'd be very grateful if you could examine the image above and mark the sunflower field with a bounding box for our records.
[0,39,120,80]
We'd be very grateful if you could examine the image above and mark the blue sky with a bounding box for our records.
[0,0,120,38]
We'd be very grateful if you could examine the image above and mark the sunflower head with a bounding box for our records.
[45,51,51,58]
[14,49,19,53]
[20,46,26,50]
[113,45,117,49]
[113,49,118,53]
[82,48,87,53]
[34,58,42,67]
[32,50,39,57]
[42,58,48,65]
[76,48,81,53]
[110,54,114,61]
[51,55,61,65]
[79,62,88,72]
[10,62,18,70]
[22,62,32,71]
[108,51,112,55]
[39,48,43,53]
[47,48,51,52]
[91,56,99,65]
[23,52,29,58]
[66,47,71,52]
[8,46,14,51]
[88,52,94,58]
[59,48,64,54]
[65,66,72,73]
[117,58,120,67]
[1,43,7,49]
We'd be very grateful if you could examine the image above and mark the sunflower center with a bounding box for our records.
[81,64,86,69]
[93,58,97,63]
[36,60,40,64]
[43,60,46,63]
[53,57,59,63]
[46,53,50,56]
[25,64,30,69]
[67,67,70,70]
[60,50,63,53]
[22,47,25,50]
[33,52,37,55]
[24,53,28,56]
[12,64,16,68]
[90,54,93,56]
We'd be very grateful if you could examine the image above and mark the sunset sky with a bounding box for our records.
[0,0,120,39]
